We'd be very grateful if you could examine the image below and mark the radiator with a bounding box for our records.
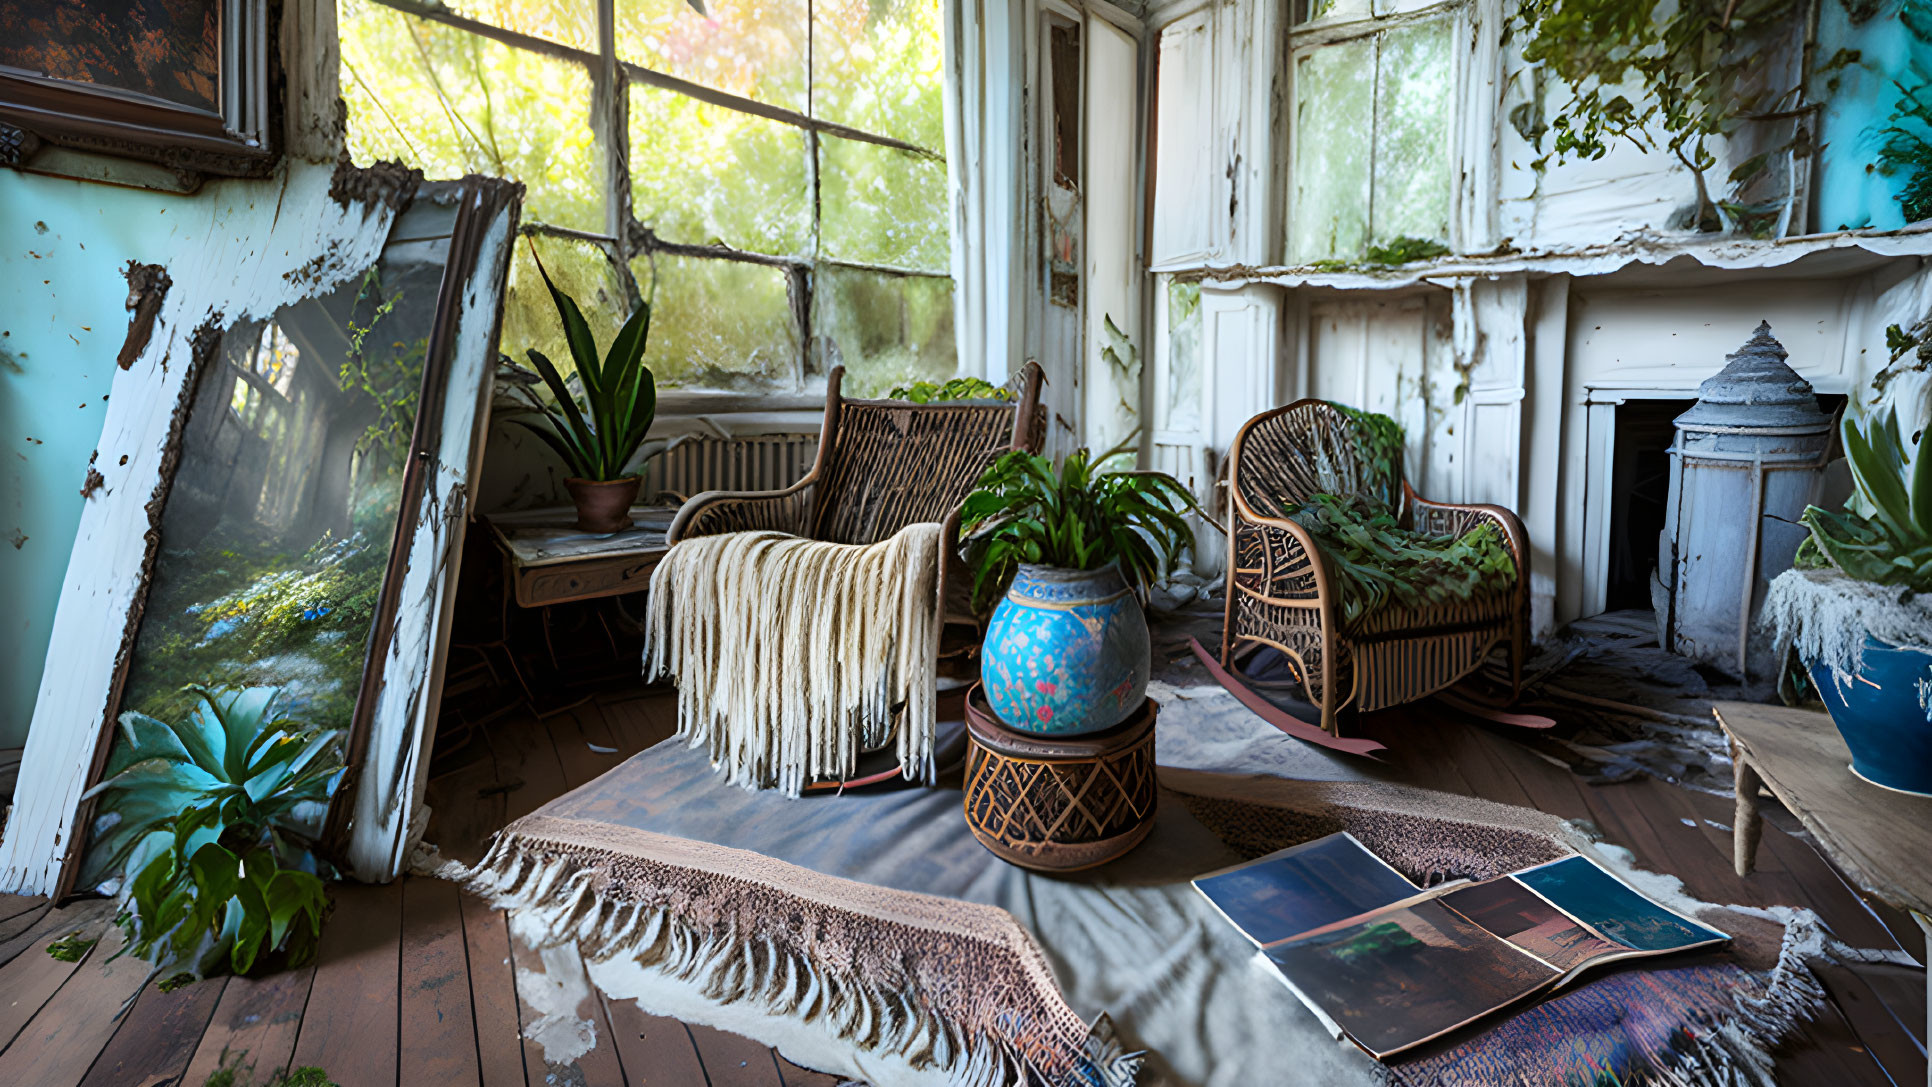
[642,434,820,503]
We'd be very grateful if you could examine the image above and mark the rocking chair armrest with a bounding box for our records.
[667,476,816,545]
[1402,482,1530,573]
[1229,506,1337,611]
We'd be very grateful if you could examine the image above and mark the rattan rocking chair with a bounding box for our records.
[666,361,1046,645]
[1220,399,1530,735]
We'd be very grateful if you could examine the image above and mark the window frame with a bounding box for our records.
[1283,0,1464,266]
[354,0,955,395]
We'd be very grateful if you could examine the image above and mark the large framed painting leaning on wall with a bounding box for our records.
[0,0,275,180]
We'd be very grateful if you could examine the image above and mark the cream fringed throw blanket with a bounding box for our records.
[643,524,944,795]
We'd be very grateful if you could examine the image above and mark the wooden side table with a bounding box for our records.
[1715,700,1931,1084]
[963,686,1158,872]
[486,505,678,608]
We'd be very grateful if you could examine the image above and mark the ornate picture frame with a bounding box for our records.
[0,0,276,182]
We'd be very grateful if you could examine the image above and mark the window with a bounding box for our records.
[1286,14,1453,264]
[340,0,954,396]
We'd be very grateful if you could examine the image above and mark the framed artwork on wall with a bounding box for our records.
[0,0,276,181]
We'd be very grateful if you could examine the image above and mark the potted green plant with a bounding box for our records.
[80,684,340,986]
[1762,405,1932,795]
[961,448,1197,735]
[510,260,661,533]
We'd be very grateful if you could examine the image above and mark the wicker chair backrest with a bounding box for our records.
[810,400,1034,545]
[1232,400,1372,519]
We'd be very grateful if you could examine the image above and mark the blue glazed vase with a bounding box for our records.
[1806,633,1932,797]
[981,563,1149,735]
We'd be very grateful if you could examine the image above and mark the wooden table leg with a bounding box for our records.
[1732,740,1764,878]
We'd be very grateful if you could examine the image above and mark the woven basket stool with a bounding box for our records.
[963,685,1158,872]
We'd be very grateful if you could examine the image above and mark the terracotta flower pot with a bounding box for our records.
[564,476,641,533]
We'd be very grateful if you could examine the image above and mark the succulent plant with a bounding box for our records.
[1799,406,1932,594]
[82,685,341,981]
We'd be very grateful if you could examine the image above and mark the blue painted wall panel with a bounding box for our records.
[0,172,190,749]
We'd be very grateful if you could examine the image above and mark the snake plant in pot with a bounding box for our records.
[961,448,1198,735]
[1762,405,1932,795]
[509,256,661,533]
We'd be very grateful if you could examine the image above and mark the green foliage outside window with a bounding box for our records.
[340,0,956,395]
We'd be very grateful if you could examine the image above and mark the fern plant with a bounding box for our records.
[81,685,340,984]
[960,448,1198,601]
[508,255,660,482]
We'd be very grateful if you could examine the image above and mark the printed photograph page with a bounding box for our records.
[1509,855,1729,957]
[1261,896,1560,1059]
[1191,832,1420,947]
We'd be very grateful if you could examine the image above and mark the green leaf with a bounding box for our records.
[533,249,605,399]
[524,350,603,479]
[1843,411,1914,540]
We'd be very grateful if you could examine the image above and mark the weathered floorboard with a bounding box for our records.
[0,899,117,1053]
[400,876,483,1087]
[0,924,154,1087]
[290,881,403,1086]
[601,995,709,1087]
[178,962,319,1087]
[458,890,526,1087]
[77,971,227,1087]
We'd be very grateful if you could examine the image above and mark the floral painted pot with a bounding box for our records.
[1806,633,1932,797]
[981,563,1149,735]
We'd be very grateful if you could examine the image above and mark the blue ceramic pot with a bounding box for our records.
[1807,634,1932,797]
[981,563,1149,735]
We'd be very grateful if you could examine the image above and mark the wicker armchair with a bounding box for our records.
[666,362,1046,638]
[1220,400,1530,735]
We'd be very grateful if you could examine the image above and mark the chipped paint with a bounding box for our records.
[115,262,170,370]
[346,188,517,882]
[0,159,402,895]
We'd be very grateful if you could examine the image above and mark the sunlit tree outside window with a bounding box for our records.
[340,0,955,395]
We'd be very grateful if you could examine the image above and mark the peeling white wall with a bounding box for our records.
[0,160,401,895]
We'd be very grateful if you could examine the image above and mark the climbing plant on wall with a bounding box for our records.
[1509,0,1807,231]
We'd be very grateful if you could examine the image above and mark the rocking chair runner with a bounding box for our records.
[666,361,1047,641]
[1220,399,1531,735]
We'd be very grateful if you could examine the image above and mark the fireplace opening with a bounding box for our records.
[1607,393,1847,616]
[1607,399,1695,614]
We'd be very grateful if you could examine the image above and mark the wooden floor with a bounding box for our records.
[0,682,1924,1086]
[0,689,838,1087]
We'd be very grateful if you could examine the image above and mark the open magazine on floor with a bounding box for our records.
[1192,834,1730,1060]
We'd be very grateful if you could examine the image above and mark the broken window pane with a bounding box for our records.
[501,234,633,382]
[1289,39,1375,263]
[340,0,603,232]
[813,267,956,397]
[632,254,800,389]
[615,0,808,114]
[811,0,947,150]
[819,136,951,271]
[629,85,812,255]
[1371,19,1452,250]
[442,0,598,51]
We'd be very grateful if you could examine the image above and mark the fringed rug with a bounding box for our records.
[644,524,943,795]
[442,686,1907,1087]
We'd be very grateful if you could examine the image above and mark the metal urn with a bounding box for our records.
[1654,322,1833,680]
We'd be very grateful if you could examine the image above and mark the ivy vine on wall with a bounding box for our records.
[1508,0,1813,233]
